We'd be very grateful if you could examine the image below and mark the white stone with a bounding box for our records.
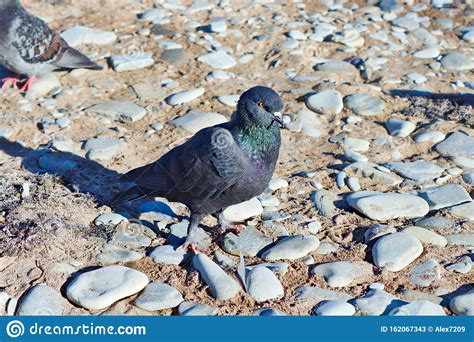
[307,90,343,115]
[223,197,263,222]
[261,235,320,261]
[169,111,227,133]
[373,233,423,272]
[61,26,116,47]
[198,51,237,69]
[166,88,205,106]
[134,282,183,311]
[217,95,240,107]
[389,300,445,316]
[246,266,284,302]
[314,300,355,316]
[450,289,474,316]
[386,118,416,137]
[311,261,373,287]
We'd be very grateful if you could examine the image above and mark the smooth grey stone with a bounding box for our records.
[222,226,272,257]
[403,226,447,247]
[344,94,385,116]
[134,282,183,311]
[94,213,127,226]
[38,153,78,173]
[166,88,205,106]
[16,284,64,315]
[110,223,152,248]
[316,60,358,78]
[409,259,441,287]
[345,162,402,186]
[415,216,455,229]
[83,137,121,160]
[149,245,186,265]
[169,111,226,133]
[449,289,474,316]
[109,52,154,72]
[66,266,149,310]
[131,83,164,100]
[446,257,472,274]
[462,173,474,185]
[386,118,416,137]
[295,286,353,306]
[192,253,240,300]
[364,224,397,243]
[213,250,237,269]
[253,308,287,316]
[197,50,236,69]
[352,288,406,316]
[445,234,474,246]
[385,160,443,181]
[306,89,343,115]
[389,300,445,316]
[414,131,446,144]
[449,202,474,221]
[61,26,116,46]
[261,235,320,261]
[441,52,474,71]
[399,289,442,305]
[166,221,210,249]
[97,244,143,263]
[246,262,289,276]
[435,132,474,158]
[372,232,423,272]
[310,190,337,217]
[314,300,356,316]
[151,24,176,36]
[160,48,187,66]
[178,301,218,316]
[246,266,284,302]
[417,184,471,210]
[311,261,373,287]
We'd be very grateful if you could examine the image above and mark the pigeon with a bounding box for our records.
[0,0,102,92]
[115,86,284,250]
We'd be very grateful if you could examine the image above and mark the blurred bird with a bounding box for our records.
[115,86,284,251]
[0,0,102,92]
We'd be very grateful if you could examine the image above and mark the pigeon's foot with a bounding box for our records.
[18,76,36,93]
[224,224,245,236]
[188,243,204,255]
[1,77,22,89]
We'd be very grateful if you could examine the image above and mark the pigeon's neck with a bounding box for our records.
[233,118,280,159]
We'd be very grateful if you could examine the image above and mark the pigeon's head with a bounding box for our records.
[237,86,284,128]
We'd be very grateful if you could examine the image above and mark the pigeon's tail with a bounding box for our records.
[55,46,103,70]
[111,185,149,206]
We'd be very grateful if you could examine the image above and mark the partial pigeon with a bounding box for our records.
[115,86,284,250]
[0,0,102,92]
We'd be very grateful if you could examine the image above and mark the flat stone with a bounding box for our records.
[408,259,441,287]
[110,52,154,72]
[385,160,443,181]
[96,244,143,263]
[295,286,353,306]
[246,262,289,276]
[83,136,120,161]
[316,60,358,78]
[16,285,64,315]
[306,90,344,115]
[169,111,227,133]
[222,226,272,257]
[435,132,474,158]
[134,282,183,311]
[66,265,149,310]
[413,47,440,59]
[446,257,472,274]
[61,26,116,47]
[222,197,263,222]
[261,235,320,261]
[364,224,397,243]
[86,102,147,123]
[344,94,385,116]
[449,202,474,221]
[26,74,61,99]
[343,138,370,152]
[373,232,423,272]
[449,289,474,316]
[415,216,455,229]
[246,266,284,302]
[94,213,127,226]
[253,308,286,316]
[166,87,205,106]
[166,221,210,249]
[311,261,373,287]
[149,245,186,265]
[217,95,240,107]
[160,48,187,66]
[386,118,416,137]
[314,300,355,316]
[399,289,442,305]
[345,162,402,186]
[441,52,474,71]
[310,190,337,217]
[403,226,448,247]
[346,191,429,221]
[38,153,78,173]
[110,223,152,248]
[268,178,289,191]
[198,50,237,69]
[417,184,471,210]
[389,300,445,315]
[445,234,474,246]
[352,288,407,316]
[192,253,240,300]
[178,301,218,316]
[414,131,446,144]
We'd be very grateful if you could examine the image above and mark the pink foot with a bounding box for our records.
[188,243,204,254]
[18,76,36,93]
[1,77,22,89]
[225,224,245,236]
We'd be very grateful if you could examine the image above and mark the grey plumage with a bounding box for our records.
[0,0,102,79]
[116,86,284,249]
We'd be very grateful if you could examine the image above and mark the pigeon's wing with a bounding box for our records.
[122,126,247,204]
[11,10,101,69]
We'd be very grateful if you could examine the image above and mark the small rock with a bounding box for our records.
[417,184,471,210]
[86,102,147,123]
[408,259,441,287]
[389,300,445,316]
[166,87,205,106]
[311,261,373,287]
[386,118,416,137]
[306,90,344,115]
[170,111,227,133]
[134,282,183,311]
[16,285,64,315]
[314,300,355,316]
[198,50,237,69]
[403,226,447,247]
[449,289,474,316]
[246,266,284,302]
[222,197,263,222]
[222,226,272,257]
[178,301,218,316]
[344,94,385,116]
[110,52,154,72]
[149,245,186,265]
[261,235,320,261]
[372,232,423,272]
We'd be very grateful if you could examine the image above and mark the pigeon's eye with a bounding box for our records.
[258,101,266,108]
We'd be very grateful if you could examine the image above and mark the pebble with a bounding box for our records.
[61,26,116,47]
[403,226,447,247]
[386,118,416,137]
[66,265,149,310]
[314,300,355,316]
[26,74,61,99]
[364,224,397,244]
[415,216,454,230]
[198,50,237,69]
[16,284,64,315]
[166,221,209,249]
[408,259,441,287]
[170,111,227,133]
[94,213,127,226]
[268,178,288,191]
[306,90,344,115]
[346,176,361,191]
[110,52,154,72]
[448,202,474,221]
[246,266,284,302]
[160,48,187,66]
[134,282,183,311]
[166,87,205,106]
[295,286,353,306]
[86,101,147,123]
[343,138,370,152]
[441,52,474,71]
[149,245,186,265]
[345,162,402,186]
[346,191,429,221]
[414,131,446,144]
[192,253,240,300]
[435,132,474,158]
[449,289,474,316]
[444,234,474,246]
[217,95,240,107]
[253,308,286,316]
[311,189,337,217]
[222,197,263,222]
[344,94,385,116]
[178,301,218,316]
[311,261,373,288]
[417,184,472,210]
[372,232,423,272]
[261,235,320,261]
[83,137,121,161]
[413,47,440,59]
[352,288,406,316]
[96,244,143,263]
[222,226,271,257]
[344,149,369,162]
[446,257,472,274]
[389,300,445,316]
[385,160,443,181]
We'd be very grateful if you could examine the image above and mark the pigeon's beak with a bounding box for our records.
[272,112,284,127]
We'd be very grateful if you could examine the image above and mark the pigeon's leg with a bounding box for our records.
[18,76,37,93]
[218,212,245,236]
[179,213,203,251]
[1,76,22,89]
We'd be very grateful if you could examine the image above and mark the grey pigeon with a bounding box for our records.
[0,0,102,92]
[115,86,284,250]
